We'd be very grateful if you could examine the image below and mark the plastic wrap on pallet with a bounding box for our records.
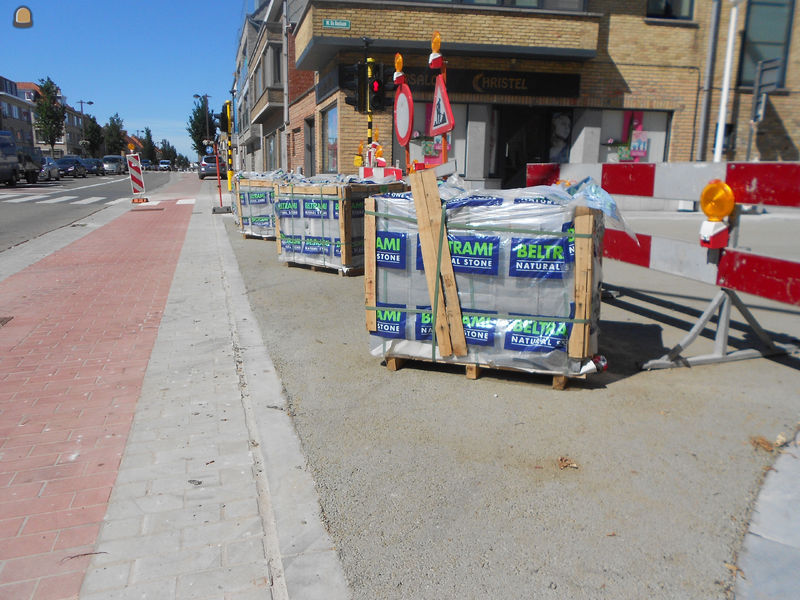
[368,184,608,375]
[275,187,366,272]
[237,181,277,238]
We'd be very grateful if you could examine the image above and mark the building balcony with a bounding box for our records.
[250,87,284,125]
[294,0,600,71]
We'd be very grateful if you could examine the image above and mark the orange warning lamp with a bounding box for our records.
[429,31,443,69]
[393,52,405,86]
[699,179,735,249]
[700,179,736,221]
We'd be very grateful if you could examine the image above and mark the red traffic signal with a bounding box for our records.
[369,76,385,111]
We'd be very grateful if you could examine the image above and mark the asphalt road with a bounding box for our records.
[224,200,800,600]
[0,170,170,251]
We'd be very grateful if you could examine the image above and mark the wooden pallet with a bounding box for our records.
[365,175,602,390]
[383,355,586,389]
[283,261,364,277]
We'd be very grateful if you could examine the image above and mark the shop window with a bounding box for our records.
[321,105,338,173]
[646,0,693,19]
[739,0,793,87]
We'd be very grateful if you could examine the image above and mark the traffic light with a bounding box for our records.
[369,71,385,112]
[218,106,229,134]
[342,63,367,113]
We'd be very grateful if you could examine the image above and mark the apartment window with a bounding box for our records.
[0,102,8,118]
[12,105,20,119]
[255,61,263,96]
[321,105,338,173]
[739,0,794,87]
[646,0,693,19]
[271,44,282,85]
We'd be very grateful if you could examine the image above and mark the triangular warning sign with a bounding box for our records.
[429,74,455,136]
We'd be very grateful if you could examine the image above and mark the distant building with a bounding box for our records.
[231,0,800,185]
[17,81,84,157]
[0,76,36,154]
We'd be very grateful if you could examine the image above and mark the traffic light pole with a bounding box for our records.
[366,58,374,145]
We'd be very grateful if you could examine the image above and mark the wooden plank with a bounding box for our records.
[340,198,352,266]
[410,170,468,357]
[274,207,283,256]
[364,197,378,332]
[409,171,454,357]
[386,357,405,371]
[465,364,480,380]
[552,375,568,390]
[568,207,595,359]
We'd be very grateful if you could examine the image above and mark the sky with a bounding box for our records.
[1,0,257,158]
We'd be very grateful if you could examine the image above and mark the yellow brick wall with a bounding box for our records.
[292,1,799,164]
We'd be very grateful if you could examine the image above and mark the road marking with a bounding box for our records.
[3,195,49,203]
[176,198,196,205]
[37,196,79,204]
[70,196,106,205]
[106,198,130,205]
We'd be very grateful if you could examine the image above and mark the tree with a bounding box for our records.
[160,139,177,164]
[103,113,125,155]
[83,115,104,157]
[175,153,190,170]
[186,98,215,158]
[33,77,66,156]
[141,127,158,164]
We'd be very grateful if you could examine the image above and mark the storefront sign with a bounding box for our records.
[403,67,579,98]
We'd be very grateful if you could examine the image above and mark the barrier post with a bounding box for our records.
[127,153,148,204]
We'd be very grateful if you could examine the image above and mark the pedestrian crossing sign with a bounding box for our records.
[429,74,454,136]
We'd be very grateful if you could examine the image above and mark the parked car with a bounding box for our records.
[39,156,60,181]
[0,130,20,186]
[89,158,106,175]
[80,158,104,176]
[141,159,153,170]
[56,157,87,178]
[102,155,126,175]
[198,155,226,180]
[159,159,172,171]
[17,153,40,184]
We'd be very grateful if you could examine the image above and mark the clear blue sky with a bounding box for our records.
[1,1,256,158]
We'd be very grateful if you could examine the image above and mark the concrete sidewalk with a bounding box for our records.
[0,176,349,599]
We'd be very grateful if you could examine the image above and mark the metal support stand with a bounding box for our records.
[642,288,796,370]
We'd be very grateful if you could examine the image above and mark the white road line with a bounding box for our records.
[3,195,49,203]
[176,198,196,205]
[37,196,79,204]
[69,196,106,205]
[106,197,130,205]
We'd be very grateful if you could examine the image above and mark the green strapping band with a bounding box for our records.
[366,306,589,324]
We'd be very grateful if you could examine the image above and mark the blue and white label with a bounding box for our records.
[302,236,332,255]
[303,198,330,219]
[376,231,407,269]
[249,191,269,204]
[503,319,571,353]
[375,303,407,339]
[416,234,500,275]
[463,310,497,347]
[281,234,302,253]
[509,236,571,279]
[276,199,300,218]
[415,305,433,341]
[251,215,274,228]
[239,192,248,206]
[445,195,503,209]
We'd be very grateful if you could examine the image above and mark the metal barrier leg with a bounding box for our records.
[642,288,796,370]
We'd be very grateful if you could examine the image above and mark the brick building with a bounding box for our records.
[235,0,798,186]
[0,76,36,154]
[17,82,85,158]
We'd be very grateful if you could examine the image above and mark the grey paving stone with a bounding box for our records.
[132,546,222,584]
[142,505,221,535]
[98,516,143,542]
[223,536,267,567]
[82,578,177,600]
[92,531,182,566]
[181,517,264,548]
[81,563,132,594]
[282,549,350,600]
[175,563,271,599]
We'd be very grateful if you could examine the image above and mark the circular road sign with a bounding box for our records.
[205,145,214,155]
[394,83,414,147]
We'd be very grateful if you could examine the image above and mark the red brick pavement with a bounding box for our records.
[0,200,193,599]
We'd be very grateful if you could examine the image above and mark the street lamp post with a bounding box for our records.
[77,99,93,157]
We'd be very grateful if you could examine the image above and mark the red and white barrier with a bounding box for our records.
[359,166,403,181]
[525,161,800,368]
[527,161,800,208]
[126,153,147,201]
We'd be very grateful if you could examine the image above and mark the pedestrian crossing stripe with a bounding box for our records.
[106,198,130,205]
[37,196,79,204]
[176,198,196,205]
[3,195,49,203]
[70,197,105,205]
